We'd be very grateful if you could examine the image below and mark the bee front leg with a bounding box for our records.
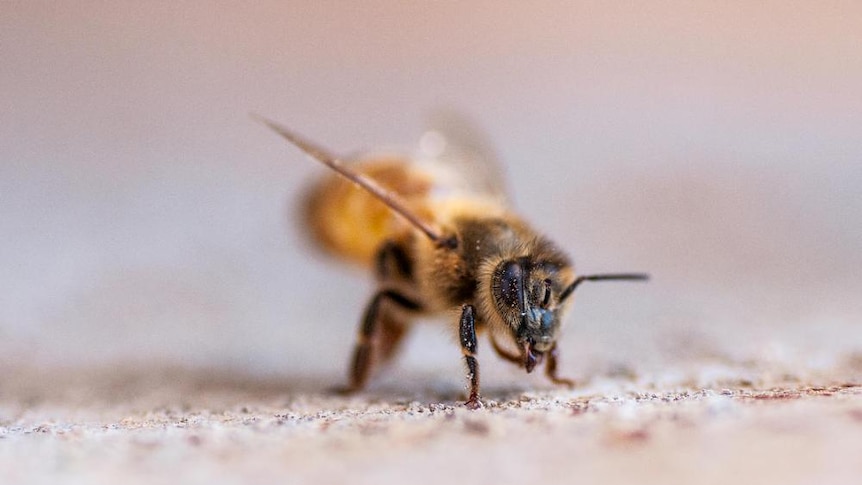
[458,304,482,409]
[545,344,575,388]
[344,289,420,393]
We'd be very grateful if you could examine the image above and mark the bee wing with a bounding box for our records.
[416,111,510,204]
[255,115,450,246]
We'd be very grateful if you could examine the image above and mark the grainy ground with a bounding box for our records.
[2,359,861,485]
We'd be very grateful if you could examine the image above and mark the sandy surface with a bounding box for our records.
[2,359,861,485]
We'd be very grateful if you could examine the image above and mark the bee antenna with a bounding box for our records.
[253,114,454,248]
[559,273,649,301]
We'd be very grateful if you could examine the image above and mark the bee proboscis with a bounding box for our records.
[256,115,648,408]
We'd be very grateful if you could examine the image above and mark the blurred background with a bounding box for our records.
[1,1,860,386]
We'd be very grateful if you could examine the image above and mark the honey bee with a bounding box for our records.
[256,115,648,408]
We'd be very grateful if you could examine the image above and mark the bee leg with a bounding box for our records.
[343,289,420,393]
[459,304,482,409]
[545,344,576,388]
[373,241,416,366]
[374,240,413,282]
[489,333,522,366]
[377,315,409,367]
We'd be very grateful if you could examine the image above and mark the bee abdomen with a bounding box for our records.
[301,158,433,266]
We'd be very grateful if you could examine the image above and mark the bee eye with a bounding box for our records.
[494,260,525,310]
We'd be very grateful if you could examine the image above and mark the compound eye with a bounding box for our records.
[495,260,525,309]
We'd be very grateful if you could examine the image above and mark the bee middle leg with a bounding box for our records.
[345,289,420,393]
[375,240,413,283]
[489,333,522,366]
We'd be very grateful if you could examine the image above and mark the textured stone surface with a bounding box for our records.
[2,362,861,485]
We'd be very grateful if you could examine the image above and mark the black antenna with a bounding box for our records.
[559,273,649,301]
[253,114,453,248]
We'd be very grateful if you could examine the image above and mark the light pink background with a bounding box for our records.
[2,2,860,380]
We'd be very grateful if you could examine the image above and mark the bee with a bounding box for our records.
[256,115,648,408]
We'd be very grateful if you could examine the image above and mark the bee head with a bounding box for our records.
[491,257,649,373]
[491,257,572,372]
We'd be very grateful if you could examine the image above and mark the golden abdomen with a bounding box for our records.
[302,157,434,266]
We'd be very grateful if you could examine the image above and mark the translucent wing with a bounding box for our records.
[415,110,510,204]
